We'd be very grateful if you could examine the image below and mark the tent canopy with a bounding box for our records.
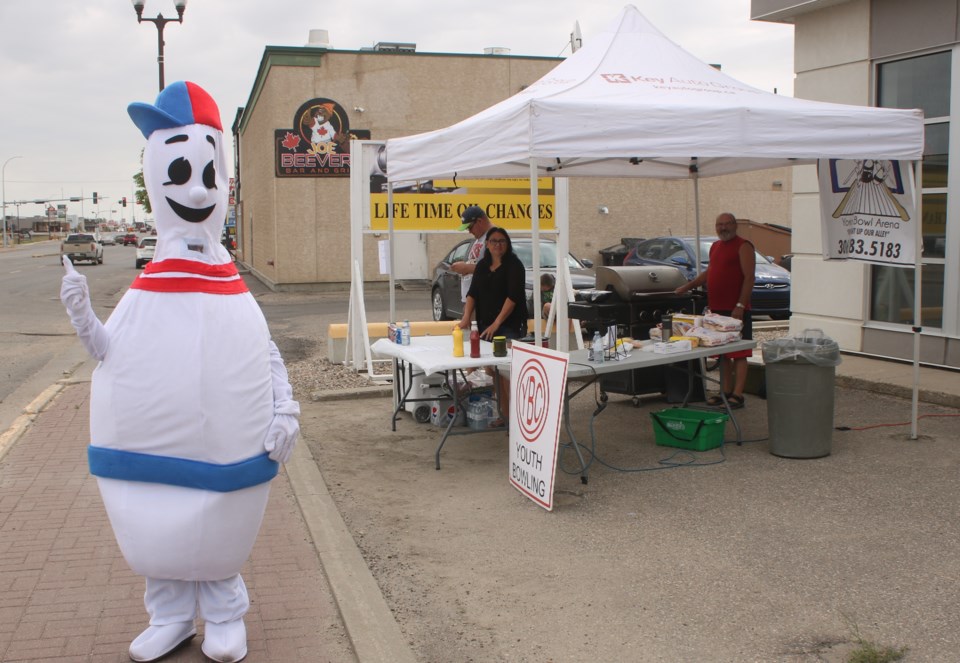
[385,5,924,183]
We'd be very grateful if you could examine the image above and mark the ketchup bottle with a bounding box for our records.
[469,322,480,358]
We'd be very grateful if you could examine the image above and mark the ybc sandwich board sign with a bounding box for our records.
[508,343,568,511]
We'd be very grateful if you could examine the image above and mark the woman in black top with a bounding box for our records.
[461,227,528,340]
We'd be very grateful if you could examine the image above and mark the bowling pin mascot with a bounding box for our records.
[60,81,300,662]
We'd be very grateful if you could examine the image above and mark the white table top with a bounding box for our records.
[561,340,757,379]
[371,336,513,376]
[372,337,756,379]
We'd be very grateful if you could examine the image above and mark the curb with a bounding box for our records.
[0,381,67,463]
[285,440,418,663]
[835,375,960,410]
[311,385,393,402]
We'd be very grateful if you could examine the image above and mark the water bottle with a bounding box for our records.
[394,322,402,345]
[469,322,481,358]
[402,320,411,346]
[592,331,604,363]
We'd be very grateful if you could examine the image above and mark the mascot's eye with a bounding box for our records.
[203,161,217,189]
[165,157,192,186]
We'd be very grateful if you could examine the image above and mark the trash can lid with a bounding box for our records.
[762,329,841,366]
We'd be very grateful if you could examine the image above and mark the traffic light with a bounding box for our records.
[92,192,98,204]
[122,197,127,207]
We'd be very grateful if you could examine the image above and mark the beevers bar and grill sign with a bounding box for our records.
[275,98,370,177]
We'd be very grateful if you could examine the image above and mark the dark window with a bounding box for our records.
[877,51,950,117]
[872,51,951,329]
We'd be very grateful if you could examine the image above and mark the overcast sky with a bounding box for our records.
[0,0,793,222]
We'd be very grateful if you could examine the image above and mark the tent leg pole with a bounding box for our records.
[910,160,922,440]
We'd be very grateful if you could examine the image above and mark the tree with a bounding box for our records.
[133,149,152,214]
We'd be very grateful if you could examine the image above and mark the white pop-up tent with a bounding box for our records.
[385,3,923,336]
[386,5,922,182]
[381,4,926,432]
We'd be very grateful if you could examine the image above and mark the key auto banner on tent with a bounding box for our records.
[818,159,916,266]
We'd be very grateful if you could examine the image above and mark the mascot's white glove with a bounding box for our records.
[60,256,109,361]
[264,340,300,464]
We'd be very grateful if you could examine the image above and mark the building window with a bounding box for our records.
[871,51,951,328]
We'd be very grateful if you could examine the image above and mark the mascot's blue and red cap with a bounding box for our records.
[128,81,223,139]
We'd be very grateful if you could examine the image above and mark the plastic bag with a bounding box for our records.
[703,312,742,332]
[688,327,740,347]
[761,329,842,367]
[465,369,494,389]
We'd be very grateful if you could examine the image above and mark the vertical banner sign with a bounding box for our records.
[509,344,568,511]
[818,159,916,266]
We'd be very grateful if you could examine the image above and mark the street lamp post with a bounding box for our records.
[2,156,23,249]
[131,0,187,92]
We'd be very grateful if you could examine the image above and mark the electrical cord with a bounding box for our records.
[835,412,960,431]
[557,366,731,475]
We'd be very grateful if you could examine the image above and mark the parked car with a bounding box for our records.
[431,238,595,321]
[121,233,139,246]
[135,237,157,269]
[623,236,791,319]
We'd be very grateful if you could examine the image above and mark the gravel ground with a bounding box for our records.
[284,325,790,399]
[286,354,377,399]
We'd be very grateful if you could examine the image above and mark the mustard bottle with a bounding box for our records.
[452,325,464,357]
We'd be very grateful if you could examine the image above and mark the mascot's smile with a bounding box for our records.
[166,197,215,223]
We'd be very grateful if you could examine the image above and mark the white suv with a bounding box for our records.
[135,237,157,269]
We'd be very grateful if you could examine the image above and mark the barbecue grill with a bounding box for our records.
[569,266,706,404]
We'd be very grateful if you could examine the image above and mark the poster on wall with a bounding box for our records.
[818,159,916,266]
[275,98,370,177]
[365,143,556,232]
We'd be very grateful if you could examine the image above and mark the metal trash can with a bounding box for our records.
[761,330,842,458]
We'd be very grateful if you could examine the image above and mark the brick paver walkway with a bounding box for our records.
[0,382,355,663]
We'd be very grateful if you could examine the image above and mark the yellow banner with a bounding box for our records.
[370,180,556,231]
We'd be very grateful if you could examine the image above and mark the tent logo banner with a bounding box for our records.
[818,159,915,266]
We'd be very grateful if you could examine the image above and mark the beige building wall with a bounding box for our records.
[786,0,873,350]
[237,47,793,291]
[756,0,960,366]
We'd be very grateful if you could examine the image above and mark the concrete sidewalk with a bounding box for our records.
[0,348,957,662]
[0,368,402,662]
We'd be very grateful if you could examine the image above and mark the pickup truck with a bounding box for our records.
[61,233,104,265]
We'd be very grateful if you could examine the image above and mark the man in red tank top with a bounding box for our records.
[675,213,755,408]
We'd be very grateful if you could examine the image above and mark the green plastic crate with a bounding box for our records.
[650,408,728,451]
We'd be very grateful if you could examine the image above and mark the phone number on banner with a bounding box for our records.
[837,239,902,260]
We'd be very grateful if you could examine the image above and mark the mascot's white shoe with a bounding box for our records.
[201,618,248,662]
[128,622,197,661]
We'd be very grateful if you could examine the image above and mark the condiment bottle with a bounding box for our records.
[452,325,464,357]
[469,322,480,358]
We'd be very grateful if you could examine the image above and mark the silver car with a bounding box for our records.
[430,238,595,321]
